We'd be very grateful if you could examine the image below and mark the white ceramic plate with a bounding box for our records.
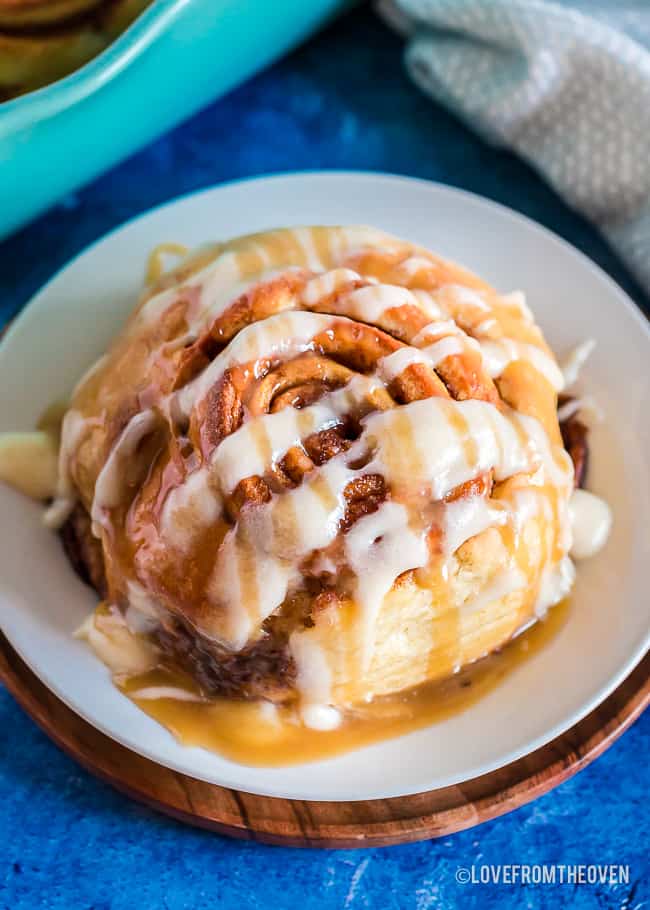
[0,173,648,801]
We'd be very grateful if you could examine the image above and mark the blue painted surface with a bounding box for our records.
[0,8,648,908]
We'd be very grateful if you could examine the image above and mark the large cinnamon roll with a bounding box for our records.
[4,225,613,731]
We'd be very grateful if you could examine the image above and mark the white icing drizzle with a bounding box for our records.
[159,467,222,550]
[124,605,159,635]
[569,489,612,559]
[441,495,508,557]
[345,501,429,668]
[300,705,343,730]
[504,487,574,617]
[410,289,445,318]
[207,527,297,649]
[501,290,533,322]
[43,409,88,529]
[561,339,596,388]
[534,556,575,618]
[378,322,475,377]
[204,454,359,648]
[509,487,545,534]
[304,270,447,325]
[412,319,462,344]
[436,283,492,312]
[301,268,362,305]
[196,252,252,318]
[212,375,381,494]
[362,398,537,497]
[91,409,158,534]
[480,338,565,390]
[289,632,341,729]
[344,284,413,322]
[328,225,402,263]
[282,227,324,272]
[515,411,574,488]
[473,317,498,336]
[139,251,237,328]
[421,335,465,366]
[267,456,353,557]
[557,395,603,424]
[460,567,527,617]
[126,580,165,620]
[376,347,430,382]
[397,255,435,276]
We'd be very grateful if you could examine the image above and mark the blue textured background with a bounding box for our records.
[0,8,648,908]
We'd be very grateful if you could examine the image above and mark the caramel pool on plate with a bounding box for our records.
[105,598,570,768]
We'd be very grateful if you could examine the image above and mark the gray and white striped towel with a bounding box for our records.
[379,0,650,294]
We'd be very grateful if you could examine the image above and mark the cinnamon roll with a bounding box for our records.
[0,0,150,100]
[1,225,612,734]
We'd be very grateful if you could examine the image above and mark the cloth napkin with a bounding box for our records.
[378,0,650,295]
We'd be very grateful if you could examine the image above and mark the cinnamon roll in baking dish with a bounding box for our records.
[0,0,150,100]
[0,225,612,737]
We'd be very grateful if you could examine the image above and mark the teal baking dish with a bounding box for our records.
[0,0,349,239]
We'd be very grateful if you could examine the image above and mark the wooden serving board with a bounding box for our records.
[0,632,647,848]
